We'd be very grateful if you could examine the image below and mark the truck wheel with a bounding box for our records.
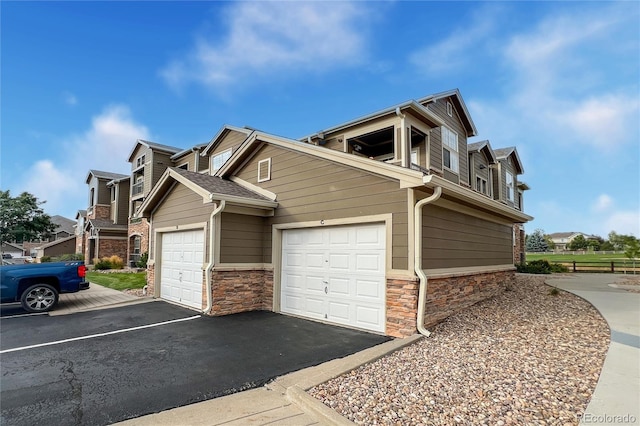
[20,284,59,313]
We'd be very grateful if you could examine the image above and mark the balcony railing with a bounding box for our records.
[132,182,144,196]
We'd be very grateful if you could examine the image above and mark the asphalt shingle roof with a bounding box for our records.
[171,168,272,202]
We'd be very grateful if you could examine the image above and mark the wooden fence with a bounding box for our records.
[558,261,639,274]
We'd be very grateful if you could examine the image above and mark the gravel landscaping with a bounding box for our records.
[310,274,610,425]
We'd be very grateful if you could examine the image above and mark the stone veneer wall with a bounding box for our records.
[386,277,420,338]
[209,269,273,315]
[146,263,155,295]
[422,269,514,329]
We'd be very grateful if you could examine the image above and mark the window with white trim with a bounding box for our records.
[446,101,453,117]
[211,149,232,172]
[506,170,514,201]
[136,154,145,168]
[441,127,459,173]
[476,176,488,195]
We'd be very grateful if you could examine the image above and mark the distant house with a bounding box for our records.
[1,242,25,259]
[20,215,76,258]
[548,232,598,251]
[34,236,77,261]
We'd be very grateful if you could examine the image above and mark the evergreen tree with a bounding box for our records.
[526,229,549,252]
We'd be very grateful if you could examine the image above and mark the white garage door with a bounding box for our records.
[281,223,386,333]
[160,230,205,309]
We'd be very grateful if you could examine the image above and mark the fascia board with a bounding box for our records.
[423,174,533,223]
[202,125,252,156]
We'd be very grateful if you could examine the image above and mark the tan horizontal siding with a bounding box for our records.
[220,212,265,264]
[236,144,409,269]
[422,204,512,269]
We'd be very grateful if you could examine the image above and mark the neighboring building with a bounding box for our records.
[34,236,77,261]
[22,215,76,257]
[132,89,532,338]
[79,170,130,264]
[548,232,598,251]
[1,242,25,259]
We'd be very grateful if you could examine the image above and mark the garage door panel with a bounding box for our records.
[356,279,383,299]
[281,223,386,333]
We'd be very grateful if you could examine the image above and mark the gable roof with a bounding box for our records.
[201,125,253,156]
[137,167,278,218]
[219,130,426,188]
[35,235,76,250]
[50,215,76,235]
[171,143,208,161]
[467,140,497,163]
[86,219,128,232]
[300,100,445,143]
[418,88,478,137]
[85,170,129,184]
[494,147,524,174]
[127,139,182,163]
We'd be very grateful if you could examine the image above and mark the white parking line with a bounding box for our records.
[2,312,49,319]
[0,315,201,354]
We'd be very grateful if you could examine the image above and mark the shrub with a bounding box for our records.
[549,262,569,273]
[136,252,148,269]
[108,255,124,270]
[40,256,52,263]
[94,258,112,270]
[56,253,84,261]
[517,259,552,274]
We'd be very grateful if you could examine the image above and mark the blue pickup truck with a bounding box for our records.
[0,261,89,313]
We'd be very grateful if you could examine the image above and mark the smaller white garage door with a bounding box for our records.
[281,223,386,333]
[160,230,205,309]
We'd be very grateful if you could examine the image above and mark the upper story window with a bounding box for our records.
[442,127,459,173]
[178,163,188,170]
[446,101,453,117]
[506,170,514,201]
[136,154,146,168]
[111,187,116,202]
[476,176,488,195]
[211,149,232,172]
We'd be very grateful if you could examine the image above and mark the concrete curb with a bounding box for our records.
[277,334,424,424]
[287,385,356,425]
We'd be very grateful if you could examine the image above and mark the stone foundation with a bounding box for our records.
[209,269,273,315]
[146,263,155,296]
[423,269,514,328]
[386,277,420,338]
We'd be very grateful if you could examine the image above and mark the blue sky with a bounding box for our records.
[2,1,639,238]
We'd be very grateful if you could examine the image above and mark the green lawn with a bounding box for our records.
[86,271,147,291]
[526,252,629,262]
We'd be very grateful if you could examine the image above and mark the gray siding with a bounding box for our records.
[496,159,518,207]
[427,98,469,185]
[469,152,491,197]
[235,144,409,270]
[151,184,215,260]
[116,181,129,224]
[150,151,173,193]
[422,204,513,269]
[220,212,265,263]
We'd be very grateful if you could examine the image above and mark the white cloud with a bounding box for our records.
[409,5,500,74]
[19,105,150,217]
[593,194,613,212]
[161,1,370,91]
[603,211,640,238]
[63,91,77,106]
[468,4,638,152]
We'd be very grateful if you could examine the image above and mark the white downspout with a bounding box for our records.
[203,200,226,315]
[414,186,442,337]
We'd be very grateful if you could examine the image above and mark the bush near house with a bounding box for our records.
[517,260,568,274]
[93,255,125,270]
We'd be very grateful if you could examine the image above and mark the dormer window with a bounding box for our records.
[442,127,459,173]
[211,149,232,173]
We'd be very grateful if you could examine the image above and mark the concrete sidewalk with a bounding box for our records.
[51,282,153,315]
[547,274,640,426]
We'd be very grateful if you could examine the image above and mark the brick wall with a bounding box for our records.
[128,219,150,261]
[386,277,419,338]
[97,239,128,262]
[422,269,514,329]
[90,205,111,220]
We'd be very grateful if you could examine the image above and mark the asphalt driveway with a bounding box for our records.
[0,302,389,426]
